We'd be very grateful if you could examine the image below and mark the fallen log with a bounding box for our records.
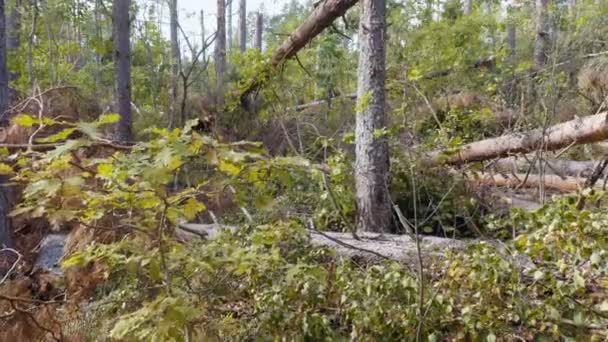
[426,112,608,165]
[492,156,604,179]
[241,0,359,98]
[177,223,468,266]
[467,171,605,192]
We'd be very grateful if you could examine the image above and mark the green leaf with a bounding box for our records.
[218,159,242,176]
[97,113,121,125]
[37,128,76,143]
[0,163,13,175]
[97,163,113,178]
[13,114,38,127]
[183,198,206,220]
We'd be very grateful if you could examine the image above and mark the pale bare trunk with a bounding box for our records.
[426,112,608,165]
[355,0,392,233]
[238,0,246,52]
[254,12,262,51]
[200,10,206,60]
[113,0,132,142]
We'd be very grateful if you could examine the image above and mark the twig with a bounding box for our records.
[0,248,22,285]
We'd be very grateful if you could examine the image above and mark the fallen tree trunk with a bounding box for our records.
[492,156,604,179]
[241,0,358,98]
[467,171,605,192]
[177,223,467,266]
[426,112,608,165]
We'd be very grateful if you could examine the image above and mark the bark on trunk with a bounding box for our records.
[238,0,246,52]
[6,0,20,83]
[492,157,606,179]
[0,0,14,251]
[227,0,232,51]
[177,223,467,266]
[200,10,206,61]
[506,5,516,58]
[534,0,550,70]
[355,0,392,233]
[254,12,262,51]
[113,0,132,142]
[467,171,601,192]
[425,112,608,165]
[215,0,226,101]
[269,0,358,67]
[0,0,8,121]
[27,0,38,85]
[169,0,180,127]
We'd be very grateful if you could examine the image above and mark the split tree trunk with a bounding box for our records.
[426,112,608,166]
[112,0,132,142]
[254,12,262,51]
[534,0,551,70]
[238,0,246,52]
[215,0,226,102]
[355,0,392,233]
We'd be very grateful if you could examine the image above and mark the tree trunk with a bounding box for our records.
[113,0,132,142]
[200,10,206,61]
[0,0,13,253]
[254,12,262,51]
[533,0,550,70]
[238,0,246,52]
[27,0,38,85]
[6,0,20,82]
[215,0,226,95]
[426,112,608,166]
[169,0,180,127]
[506,5,516,58]
[240,0,358,99]
[227,0,232,51]
[355,0,392,233]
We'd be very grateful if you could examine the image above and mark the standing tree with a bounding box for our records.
[0,0,13,253]
[113,0,132,142]
[215,0,226,103]
[534,0,551,70]
[227,0,232,51]
[169,0,181,127]
[355,0,392,233]
[254,12,262,51]
[506,4,516,58]
[238,0,246,52]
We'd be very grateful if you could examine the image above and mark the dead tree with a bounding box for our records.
[113,0,132,142]
[240,0,358,99]
[238,0,246,52]
[425,112,608,166]
[254,12,262,51]
[355,0,392,233]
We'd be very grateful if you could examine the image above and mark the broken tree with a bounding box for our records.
[425,112,608,166]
